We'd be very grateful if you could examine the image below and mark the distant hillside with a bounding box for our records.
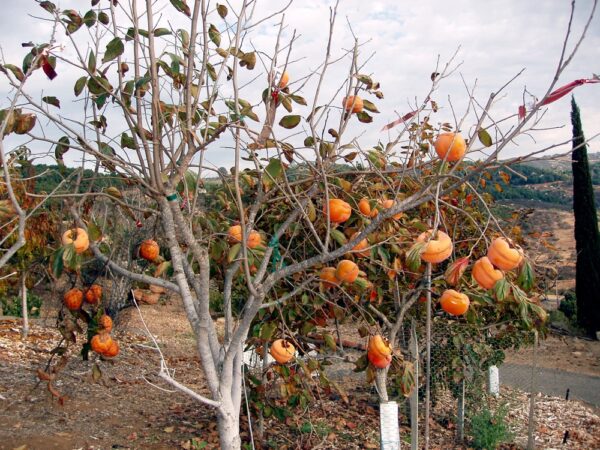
[26,164,123,194]
[487,156,600,208]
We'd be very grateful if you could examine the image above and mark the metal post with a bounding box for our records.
[456,378,465,443]
[527,332,538,450]
[424,262,432,449]
[409,320,419,450]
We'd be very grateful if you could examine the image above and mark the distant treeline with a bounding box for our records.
[26,164,124,194]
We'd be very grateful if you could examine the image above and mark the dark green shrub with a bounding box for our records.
[468,405,512,450]
[1,293,42,318]
[559,291,577,320]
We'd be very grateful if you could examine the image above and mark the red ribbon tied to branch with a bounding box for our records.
[519,76,599,120]
[380,110,418,132]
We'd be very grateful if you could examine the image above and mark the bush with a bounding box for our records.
[1,293,42,318]
[468,405,513,450]
[559,291,577,320]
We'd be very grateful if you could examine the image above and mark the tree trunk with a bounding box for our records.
[21,273,29,339]
[217,405,242,450]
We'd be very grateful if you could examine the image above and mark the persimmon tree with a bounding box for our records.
[2,0,597,449]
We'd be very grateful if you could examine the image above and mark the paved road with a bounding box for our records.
[499,363,600,407]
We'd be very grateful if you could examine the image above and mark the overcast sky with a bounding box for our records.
[1,0,599,170]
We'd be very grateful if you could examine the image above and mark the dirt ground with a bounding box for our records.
[1,298,599,450]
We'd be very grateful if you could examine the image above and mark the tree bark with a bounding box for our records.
[217,403,242,450]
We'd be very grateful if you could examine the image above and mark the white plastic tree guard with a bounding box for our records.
[488,365,500,396]
[380,401,400,450]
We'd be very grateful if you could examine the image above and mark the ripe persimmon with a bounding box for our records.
[84,284,102,305]
[343,95,363,114]
[472,256,504,289]
[323,199,352,223]
[335,259,359,283]
[61,228,89,254]
[139,239,160,262]
[440,289,470,316]
[434,132,466,162]
[416,229,453,264]
[319,267,340,289]
[487,237,523,271]
[64,288,84,311]
[270,339,295,364]
[278,71,289,89]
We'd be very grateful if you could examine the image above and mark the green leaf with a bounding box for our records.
[478,128,493,147]
[208,24,221,47]
[55,136,70,165]
[289,94,307,106]
[323,333,337,351]
[303,136,315,147]
[154,28,171,37]
[406,242,426,272]
[356,111,373,123]
[330,229,347,246]
[362,99,379,113]
[0,64,25,82]
[125,27,150,40]
[102,37,124,64]
[92,362,102,382]
[259,322,277,340]
[240,52,256,70]
[74,76,87,96]
[278,115,301,129]
[217,3,228,18]
[97,11,109,25]
[493,278,510,301]
[169,0,191,16]
[83,10,97,27]
[120,133,136,149]
[87,221,102,242]
[262,158,284,190]
[52,246,65,279]
[22,52,34,74]
[227,243,241,263]
[517,259,535,291]
[42,96,60,108]
[38,1,56,13]
[88,51,96,73]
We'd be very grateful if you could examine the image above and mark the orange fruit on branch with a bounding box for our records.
[139,239,160,262]
[98,314,113,332]
[278,70,289,89]
[63,288,84,311]
[343,95,364,114]
[270,339,295,364]
[84,284,102,305]
[335,259,359,283]
[247,230,262,249]
[434,132,466,162]
[472,256,504,290]
[91,333,114,355]
[319,267,340,289]
[381,199,403,220]
[440,289,470,316]
[368,334,392,358]
[103,340,120,358]
[487,237,523,271]
[416,229,453,264]
[349,232,370,258]
[368,351,392,369]
[61,227,89,254]
[358,198,378,218]
[323,198,352,223]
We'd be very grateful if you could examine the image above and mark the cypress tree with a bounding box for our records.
[570,97,600,336]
